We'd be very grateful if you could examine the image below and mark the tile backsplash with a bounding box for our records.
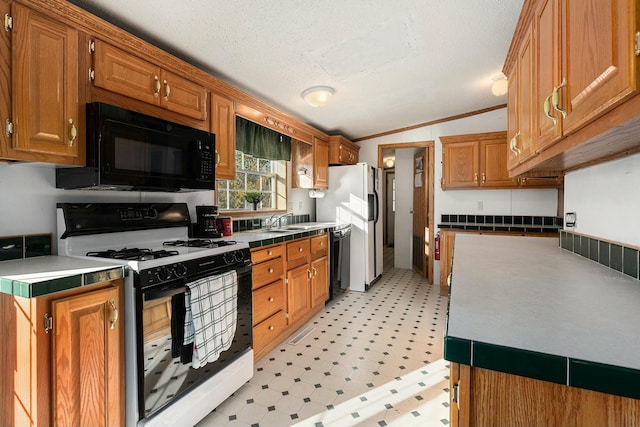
[233,214,310,232]
[560,230,639,280]
[0,234,52,261]
[439,214,562,233]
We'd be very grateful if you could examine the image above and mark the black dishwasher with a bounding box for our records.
[327,223,351,302]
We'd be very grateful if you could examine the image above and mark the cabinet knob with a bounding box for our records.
[543,94,557,125]
[68,119,77,147]
[268,267,273,273]
[267,250,272,256]
[268,297,274,302]
[269,325,274,331]
[481,173,486,184]
[298,247,303,252]
[215,150,220,165]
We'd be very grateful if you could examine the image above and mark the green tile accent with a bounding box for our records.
[569,359,640,400]
[273,236,284,243]
[0,237,24,261]
[249,241,261,249]
[0,278,12,294]
[443,336,471,365]
[25,235,52,258]
[30,276,82,297]
[473,342,566,385]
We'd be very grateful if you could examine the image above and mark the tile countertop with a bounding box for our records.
[232,222,338,248]
[444,234,640,400]
[0,256,126,298]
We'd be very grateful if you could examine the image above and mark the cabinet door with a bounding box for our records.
[0,0,9,159]
[480,139,517,188]
[533,0,563,152]
[51,286,123,427]
[291,139,313,189]
[441,141,479,189]
[310,256,328,308]
[313,135,329,189]
[286,264,310,324]
[562,0,637,135]
[439,231,455,295]
[514,23,535,164]
[159,70,207,120]
[92,39,161,106]
[12,4,80,163]
[506,66,520,171]
[211,93,236,180]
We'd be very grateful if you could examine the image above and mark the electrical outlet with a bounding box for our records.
[477,201,484,210]
[565,212,577,227]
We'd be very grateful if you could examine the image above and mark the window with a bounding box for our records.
[217,150,287,211]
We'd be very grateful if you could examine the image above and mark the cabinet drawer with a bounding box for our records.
[310,234,328,259]
[251,245,284,264]
[253,310,287,353]
[252,257,283,289]
[252,280,285,325]
[287,239,310,263]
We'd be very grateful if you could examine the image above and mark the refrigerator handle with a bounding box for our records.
[373,191,380,223]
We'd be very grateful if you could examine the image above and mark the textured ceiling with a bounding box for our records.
[68,0,523,140]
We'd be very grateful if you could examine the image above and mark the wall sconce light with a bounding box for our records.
[302,86,335,107]
[491,73,508,96]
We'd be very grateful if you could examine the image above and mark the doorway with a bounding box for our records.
[378,141,435,284]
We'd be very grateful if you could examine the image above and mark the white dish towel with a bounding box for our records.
[184,270,238,369]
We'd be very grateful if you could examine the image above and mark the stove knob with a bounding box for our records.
[174,263,187,277]
[223,252,234,265]
[233,251,245,263]
[157,266,172,282]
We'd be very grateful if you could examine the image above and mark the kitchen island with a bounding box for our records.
[444,234,640,426]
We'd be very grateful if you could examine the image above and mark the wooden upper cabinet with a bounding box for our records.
[211,93,236,180]
[328,135,359,165]
[7,3,81,164]
[291,139,313,189]
[91,39,207,121]
[480,138,517,188]
[442,131,525,190]
[533,0,563,153]
[505,0,639,176]
[313,135,329,189]
[561,0,636,135]
[441,139,479,189]
[507,22,535,169]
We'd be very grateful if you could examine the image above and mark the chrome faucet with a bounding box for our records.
[267,212,294,229]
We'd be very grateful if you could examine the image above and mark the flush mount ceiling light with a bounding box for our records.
[491,73,508,96]
[302,86,335,107]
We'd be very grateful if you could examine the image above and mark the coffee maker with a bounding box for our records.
[195,205,222,238]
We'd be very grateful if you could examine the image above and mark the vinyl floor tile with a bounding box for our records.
[197,249,450,427]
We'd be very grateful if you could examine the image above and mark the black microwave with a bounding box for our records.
[56,102,215,192]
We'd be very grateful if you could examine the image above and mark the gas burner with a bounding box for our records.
[86,248,180,261]
[163,239,237,248]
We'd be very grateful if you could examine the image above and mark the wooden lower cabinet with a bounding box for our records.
[0,279,124,427]
[310,256,329,307]
[251,234,328,360]
[286,263,311,324]
[449,363,640,426]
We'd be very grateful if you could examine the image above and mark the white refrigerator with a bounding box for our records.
[316,163,383,292]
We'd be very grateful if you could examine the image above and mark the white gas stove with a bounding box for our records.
[56,203,253,427]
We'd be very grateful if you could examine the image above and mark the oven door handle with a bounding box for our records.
[144,285,188,302]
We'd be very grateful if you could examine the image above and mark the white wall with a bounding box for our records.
[564,152,640,246]
[357,107,558,278]
[0,161,313,253]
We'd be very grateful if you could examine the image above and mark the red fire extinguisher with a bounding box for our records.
[435,231,441,260]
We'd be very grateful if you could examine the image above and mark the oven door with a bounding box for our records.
[136,262,252,420]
